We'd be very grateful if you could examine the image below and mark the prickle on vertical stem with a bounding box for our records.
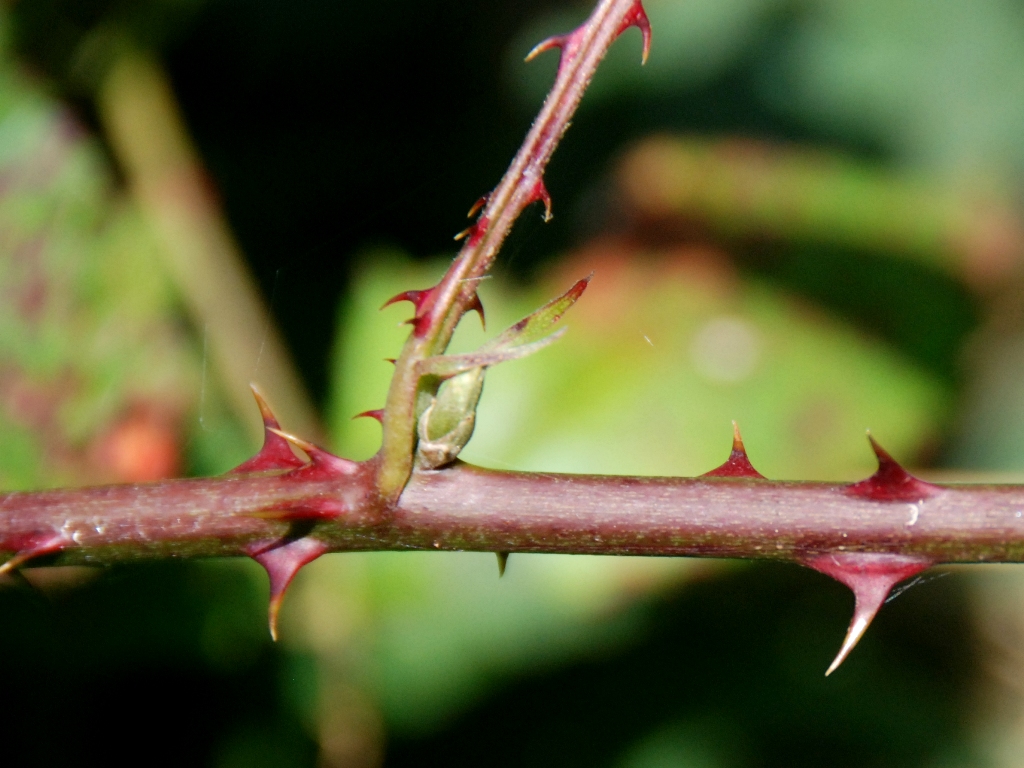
[525,0,650,68]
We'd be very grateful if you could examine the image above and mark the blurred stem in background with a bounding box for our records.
[96,46,321,444]
[616,135,1024,290]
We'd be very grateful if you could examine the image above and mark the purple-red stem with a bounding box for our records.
[4,460,1024,567]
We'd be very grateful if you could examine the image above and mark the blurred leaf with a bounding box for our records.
[318,246,949,733]
[766,0,1024,176]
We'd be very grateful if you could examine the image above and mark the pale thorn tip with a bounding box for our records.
[267,427,316,456]
[268,601,282,642]
[525,36,561,63]
[825,613,871,676]
[731,420,744,451]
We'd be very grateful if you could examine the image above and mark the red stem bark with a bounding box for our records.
[3,460,1023,568]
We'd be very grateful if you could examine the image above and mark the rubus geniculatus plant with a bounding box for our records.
[0,0,1018,676]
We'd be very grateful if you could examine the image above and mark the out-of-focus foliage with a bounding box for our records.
[309,245,947,738]
[0,16,199,489]
[334,253,945,480]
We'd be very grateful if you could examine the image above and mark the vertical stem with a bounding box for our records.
[377,0,649,498]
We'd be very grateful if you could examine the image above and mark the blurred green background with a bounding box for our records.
[3,0,1024,765]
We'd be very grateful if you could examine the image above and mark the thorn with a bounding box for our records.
[467,194,489,218]
[249,536,329,641]
[0,533,67,576]
[381,288,431,313]
[845,433,941,502]
[268,428,360,480]
[525,34,566,63]
[702,422,764,479]
[454,226,473,241]
[496,551,509,577]
[231,385,308,474]
[353,409,384,423]
[805,552,931,675]
[617,0,652,65]
[384,358,397,365]
[466,292,486,330]
[525,25,587,78]
[528,179,553,222]
[382,286,443,338]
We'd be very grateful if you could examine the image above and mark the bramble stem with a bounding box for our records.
[5,462,1024,568]
[377,0,648,499]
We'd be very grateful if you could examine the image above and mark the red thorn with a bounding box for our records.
[382,286,439,338]
[524,34,567,63]
[0,532,68,576]
[456,217,491,247]
[466,292,486,330]
[231,385,307,474]
[805,552,931,675]
[353,409,385,423]
[526,3,648,76]
[384,358,397,365]
[617,1,651,65]
[496,551,509,577]
[381,288,431,313]
[845,434,942,502]
[467,194,489,219]
[268,428,360,481]
[248,536,329,641]
[526,26,588,78]
[703,421,764,479]
[528,179,553,222]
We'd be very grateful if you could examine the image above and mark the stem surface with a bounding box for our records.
[5,462,1024,567]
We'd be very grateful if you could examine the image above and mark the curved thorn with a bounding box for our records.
[467,194,489,218]
[381,289,428,312]
[0,533,67,576]
[466,293,486,330]
[805,552,931,675]
[496,551,509,577]
[353,409,385,423]
[249,537,330,641]
[529,179,553,222]
[617,1,652,65]
[525,35,565,63]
